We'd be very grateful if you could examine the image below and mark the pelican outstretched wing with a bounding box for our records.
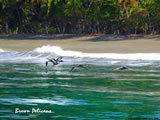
[71,65,79,72]
[56,56,63,62]
[82,65,88,70]
[46,58,57,66]
[112,66,128,71]
[71,64,88,72]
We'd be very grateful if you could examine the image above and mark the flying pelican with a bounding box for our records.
[112,66,128,71]
[71,64,88,72]
[45,58,59,66]
[45,56,63,67]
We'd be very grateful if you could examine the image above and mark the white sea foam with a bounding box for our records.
[0,48,4,52]
[34,45,160,60]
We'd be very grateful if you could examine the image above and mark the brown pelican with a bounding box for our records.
[112,66,128,71]
[45,58,58,66]
[71,64,88,72]
[45,57,63,67]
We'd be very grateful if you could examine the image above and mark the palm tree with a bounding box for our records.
[117,0,137,18]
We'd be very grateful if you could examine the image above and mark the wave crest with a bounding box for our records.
[0,48,4,52]
[33,45,160,60]
[34,45,83,57]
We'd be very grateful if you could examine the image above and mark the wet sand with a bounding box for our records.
[0,34,160,53]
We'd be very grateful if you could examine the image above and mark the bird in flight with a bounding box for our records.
[71,64,88,72]
[112,66,128,71]
[45,56,63,67]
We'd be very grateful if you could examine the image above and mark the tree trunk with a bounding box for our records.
[16,26,19,34]
[16,7,22,34]
[123,2,129,18]
[82,23,85,33]
[62,24,66,34]
[97,22,100,33]
[103,24,106,33]
[5,22,9,34]
[45,20,48,34]
[79,23,82,34]
[134,27,137,34]
[148,13,152,34]
[117,29,120,35]
[16,22,22,34]
[54,17,61,33]
[91,21,95,34]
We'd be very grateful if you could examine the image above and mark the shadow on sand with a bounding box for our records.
[0,34,160,42]
[0,34,86,40]
[79,34,160,42]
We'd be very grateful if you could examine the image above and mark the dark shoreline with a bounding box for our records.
[0,34,160,41]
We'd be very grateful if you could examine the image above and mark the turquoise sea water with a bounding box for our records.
[1,46,160,120]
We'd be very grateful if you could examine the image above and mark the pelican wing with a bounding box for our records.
[71,66,76,72]
[46,58,57,66]
[71,65,79,72]
[112,66,128,71]
[82,65,88,70]
[49,59,57,64]
[57,57,63,62]
[112,67,120,71]
[52,58,57,62]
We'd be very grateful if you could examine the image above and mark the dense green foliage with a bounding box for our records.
[0,0,160,34]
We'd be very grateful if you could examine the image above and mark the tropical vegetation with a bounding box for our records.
[0,0,160,34]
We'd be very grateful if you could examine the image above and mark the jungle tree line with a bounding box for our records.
[0,0,160,34]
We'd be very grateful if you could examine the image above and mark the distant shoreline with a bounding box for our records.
[0,34,160,53]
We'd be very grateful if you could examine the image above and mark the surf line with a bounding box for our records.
[15,107,52,114]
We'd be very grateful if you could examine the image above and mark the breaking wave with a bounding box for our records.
[34,45,160,61]
[0,48,4,52]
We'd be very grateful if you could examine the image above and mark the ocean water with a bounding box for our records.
[0,46,160,120]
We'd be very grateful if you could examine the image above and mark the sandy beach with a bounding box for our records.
[0,34,160,53]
